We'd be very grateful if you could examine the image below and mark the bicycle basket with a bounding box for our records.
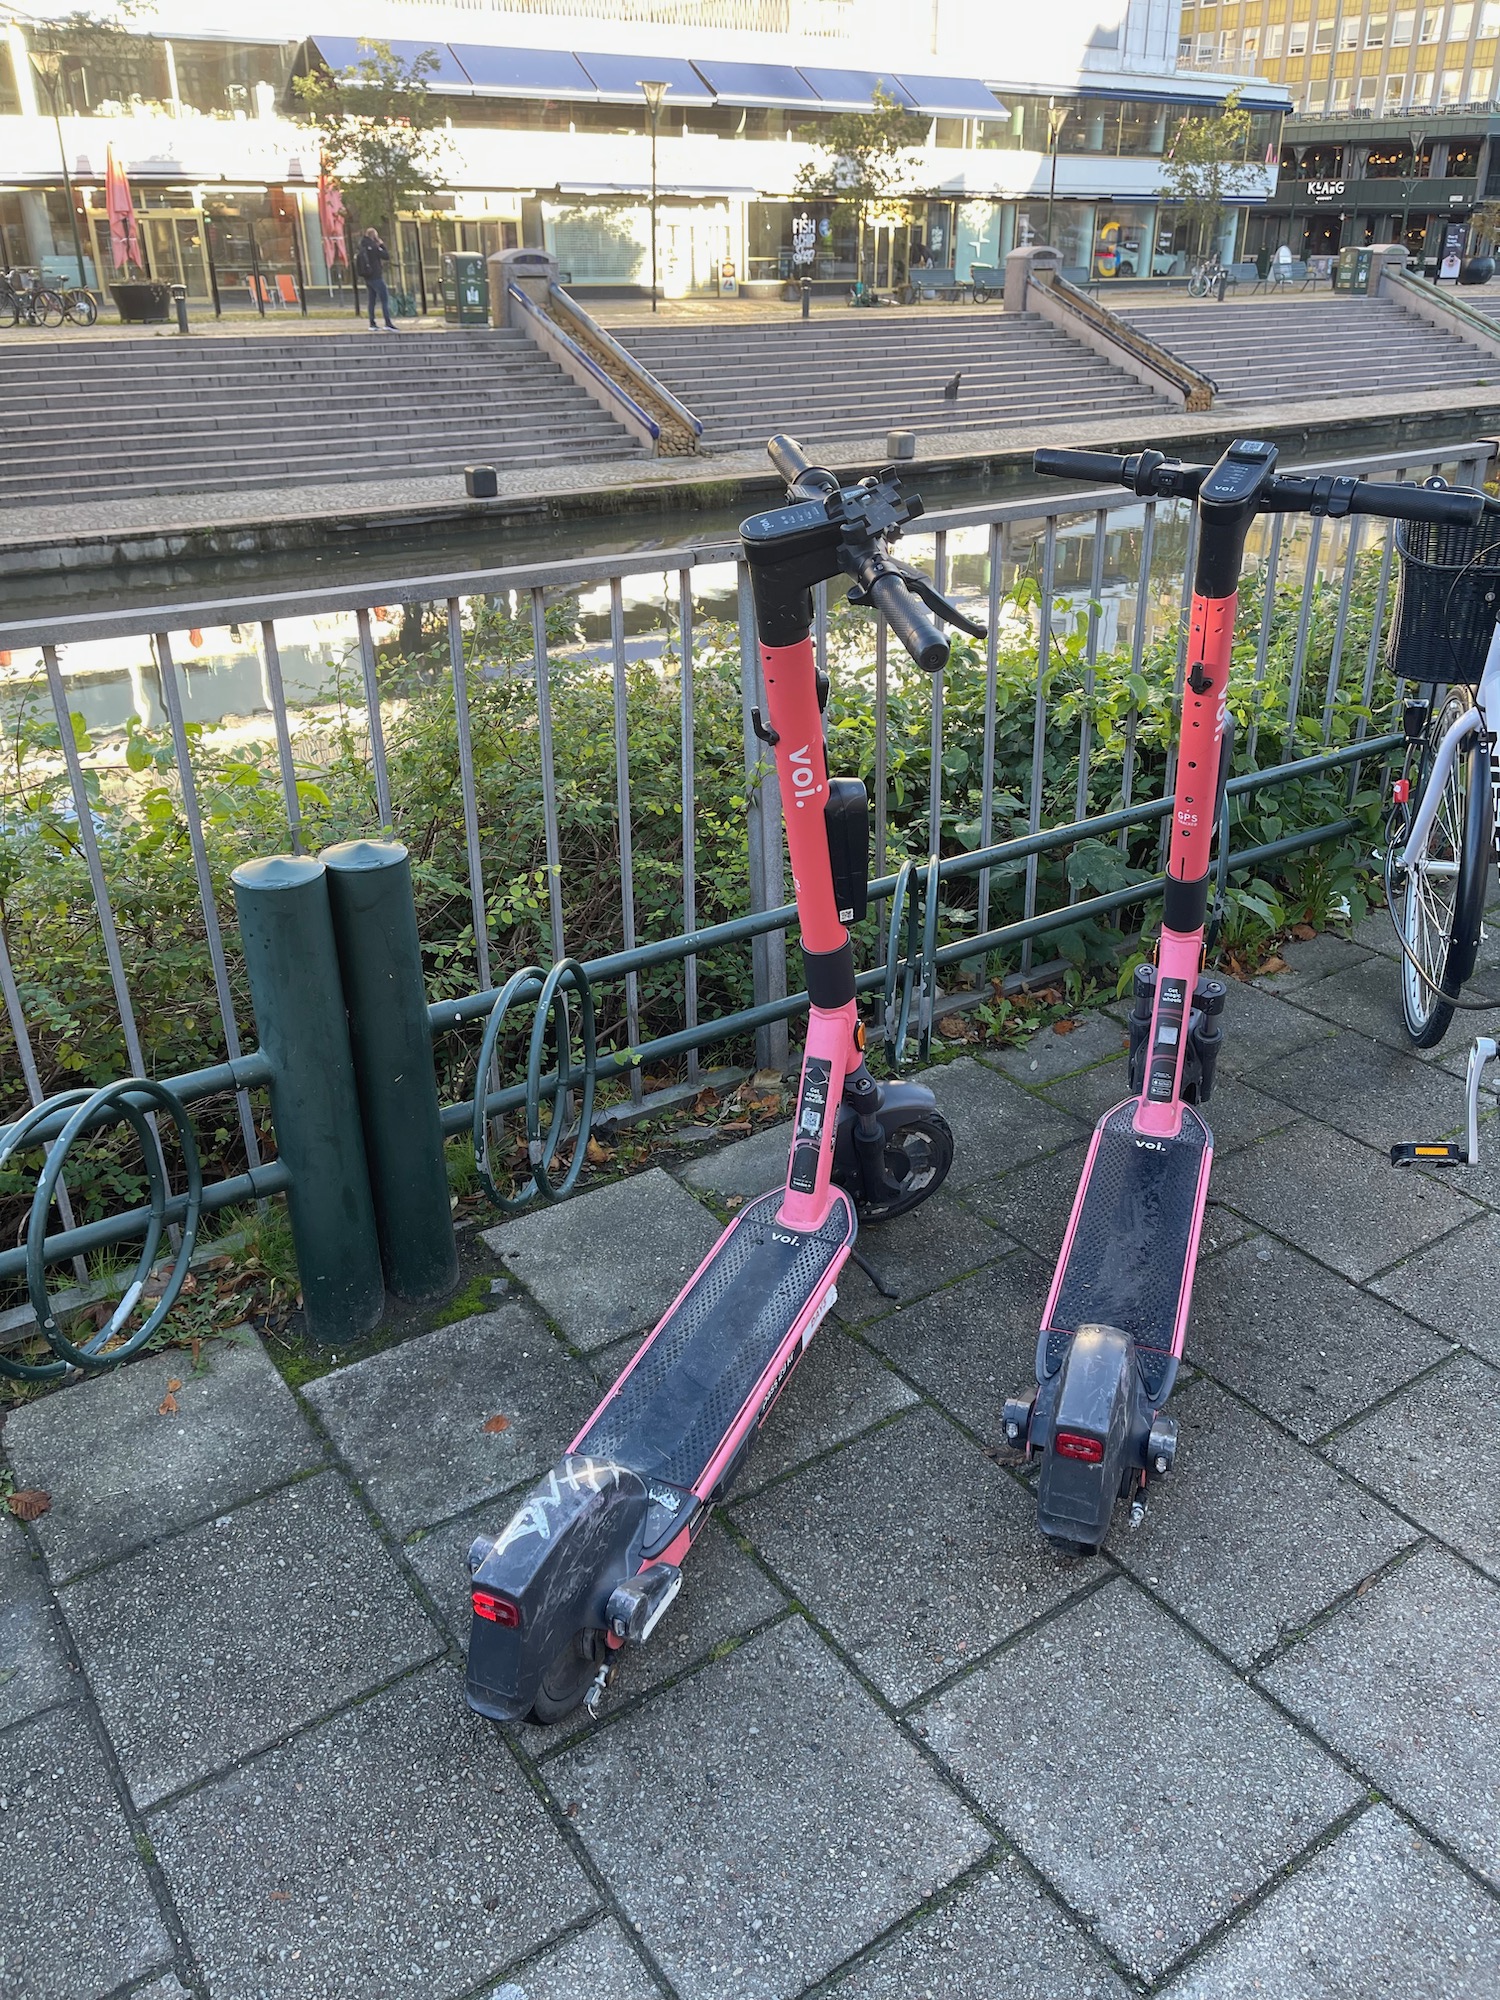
[1389,514,1500,687]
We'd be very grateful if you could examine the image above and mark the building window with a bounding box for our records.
[1358,74,1380,102]
[1411,65,1436,96]
[1384,70,1408,99]
[1420,8,1442,39]
[1471,63,1494,93]
[1197,32,1215,57]
[1366,13,1388,42]
[1289,21,1310,52]
[1393,9,1416,40]
[1267,21,1286,53]
[1449,1,1474,33]
[1219,28,1233,56]
[1333,73,1354,103]
[1314,18,1336,50]
[1179,35,1192,57]
[1482,0,1500,31]
[1306,79,1329,107]
[1339,16,1360,46]
[1440,65,1463,96]
[1243,29,1259,56]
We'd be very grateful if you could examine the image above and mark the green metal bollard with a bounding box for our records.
[322,839,459,1301]
[232,854,385,1342]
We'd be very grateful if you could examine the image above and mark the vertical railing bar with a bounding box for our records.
[976,521,1002,962]
[1022,517,1057,976]
[0,921,88,1282]
[1070,507,1107,902]
[928,530,947,867]
[258,621,303,852]
[529,586,566,964]
[1285,516,1324,759]
[447,597,491,995]
[1119,500,1156,853]
[738,562,787,1071]
[354,607,392,828]
[154,632,260,1169]
[609,577,643,1105]
[1322,514,1363,745]
[1246,511,1285,768]
[677,568,700,1084]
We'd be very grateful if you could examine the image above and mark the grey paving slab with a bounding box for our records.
[408,1506,784,1718]
[1249,1028,1484,1150]
[1260,1543,1500,1886]
[919,1577,1361,1980]
[679,1119,793,1202]
[483,1167,720,1349]
[151,1665,596,2000]
[833,1192,1009,1322]
[828,1853,1129,1999]
[484,1919,659,2000]
[1405,1106,1500,1213]
[0,1522,73,1728]
[729,1318,918,1493]
[131,1978,192,2000]
[304,1302,595,1536]
[3,1334,322,1583]
[1039,1057,1294,1158]
[860,1250,1052,1447]
[989,1010,1128,1085]
[63,1471,442,1807]
[734,1405,1090,1706]
[1371,1210,1500,1360]
[1215,1120,1479,1281]
[1187,1235,1454,1439]
[1283,952,1494,1064]
[1205,978,1337,1076]
[960,1141,1090,1261]
[1159,1803,1500,2000]
[1324,1352,1500,1575]
[1251,928,1375,992]
[0,1703,171,2000]
[1115,1380,1418,1667]
[908,1055,1084,1187]
[551,1617,988,2000]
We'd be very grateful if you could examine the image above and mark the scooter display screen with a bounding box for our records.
[1147,977,1189,1102]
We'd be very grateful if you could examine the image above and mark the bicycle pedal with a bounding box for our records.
[1390,1141,1467,1167]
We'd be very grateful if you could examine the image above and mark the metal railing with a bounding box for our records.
[0,434,1488,1362]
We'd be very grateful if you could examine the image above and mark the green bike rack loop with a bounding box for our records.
[323,839,459,1302]
[232,853,385,1343]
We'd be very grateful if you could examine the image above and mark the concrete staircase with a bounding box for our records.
[0,327,641,506]
[609,310,1168,454]
[1117,295,1500,404]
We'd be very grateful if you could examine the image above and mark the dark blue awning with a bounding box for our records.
[449,45,598,98]
[797,68,918,113]
[689,59,820,107]
[895,73,1006,118]
[575,52,715,103]
[307,37,472,91]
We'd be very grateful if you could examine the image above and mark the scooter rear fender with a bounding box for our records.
[466,1455,649,1723]
[1035,1323,1138,1546]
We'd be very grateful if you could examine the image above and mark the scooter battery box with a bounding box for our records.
[824,778,869,925]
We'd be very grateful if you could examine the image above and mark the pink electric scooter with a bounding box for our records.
[466,436,982,1724]
[1004,439,1482,1554]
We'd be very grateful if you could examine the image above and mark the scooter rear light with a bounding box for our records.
[472,1589,521,1628]
[1054,1430,1105,1464]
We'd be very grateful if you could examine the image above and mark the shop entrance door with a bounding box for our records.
[866,220,909,290]
[89,210,213,299]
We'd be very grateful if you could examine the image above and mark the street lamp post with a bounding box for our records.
[1044,99,1070,248]
[29,49,90,287]
[641,79,669,313]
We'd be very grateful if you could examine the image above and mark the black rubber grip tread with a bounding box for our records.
[1346,481,1484,526]
[870,571,948,672]
[1033,448,1131,483]
[768,434,813,483]
[803,941,855,1009]
[1046,1101,1211,1404]
[577,1188,855,1488]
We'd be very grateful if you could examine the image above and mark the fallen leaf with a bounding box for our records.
[482,1414,511,1434]
[7,1489,50,1521]
[1291,922,1317,941]
[565,1801,580,1818]
[584,1138,614,1166]
[158,1392,179,1416]
[1256,955,1289,977]
[166,1377,183,1392]
[1052,1017,1080,1036]
[718,1120,751,1135]
[269,1891,290,1903]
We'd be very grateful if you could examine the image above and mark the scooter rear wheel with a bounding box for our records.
[527,1627,608,1725]
[851,1108,954,1223]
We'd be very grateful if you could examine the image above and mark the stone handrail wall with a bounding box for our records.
[1378,263,1500,363]
[1031,269,1217,412]
[543,286,703,457]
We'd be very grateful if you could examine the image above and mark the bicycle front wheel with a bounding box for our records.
[1400,690,1492,1047]
[35,290,65,329]
[0,287,17,328]
[65,290,98,327]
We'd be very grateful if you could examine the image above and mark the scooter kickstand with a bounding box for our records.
[848,1245,899,1299]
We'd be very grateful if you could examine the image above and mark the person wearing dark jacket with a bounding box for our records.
[355,228,397,331]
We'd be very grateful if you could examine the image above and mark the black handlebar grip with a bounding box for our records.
[767,434,814,483]
[1347,480,1485,527]
[1033,448,1131,484]
[870,572,950,673]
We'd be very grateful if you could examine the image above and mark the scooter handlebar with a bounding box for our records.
[869,571,950,674]
[1033,448,1133,484]
[768,433,814,483]
[1341,479,1485,527]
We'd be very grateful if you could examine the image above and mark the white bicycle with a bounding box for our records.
[1384,497,1500,1047]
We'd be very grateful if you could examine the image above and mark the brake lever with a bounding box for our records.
[846,550,988,639]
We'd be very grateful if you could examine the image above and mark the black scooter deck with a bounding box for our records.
[576,1188,855,1491]
[1046,1102,1211,1403]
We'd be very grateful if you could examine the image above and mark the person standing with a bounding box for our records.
[355,227,397,331]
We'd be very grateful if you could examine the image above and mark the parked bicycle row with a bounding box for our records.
[0,267,99,329]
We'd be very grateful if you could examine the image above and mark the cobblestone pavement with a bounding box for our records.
[3,930,1499,1998]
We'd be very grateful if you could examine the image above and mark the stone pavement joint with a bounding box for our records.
[3,971,1499,1997]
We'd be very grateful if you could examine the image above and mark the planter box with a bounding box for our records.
[110,281,171,324]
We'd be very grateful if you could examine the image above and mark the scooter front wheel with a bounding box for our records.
[853,1108,953,1223]
[527,1627,609,1726]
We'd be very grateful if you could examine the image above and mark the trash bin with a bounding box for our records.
[443,252,489,326]
[1335,246,1373,293]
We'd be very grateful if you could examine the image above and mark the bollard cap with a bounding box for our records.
[322,838,409,873]
[231,853,324,892]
